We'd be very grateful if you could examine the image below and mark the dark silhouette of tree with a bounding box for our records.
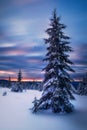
[11,69,23,92]
[7,76,11,88]
[18,69,22,82]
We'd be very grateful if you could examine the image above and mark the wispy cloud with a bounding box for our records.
[0,0,87,80]
[73,43,87,66]
[13,0,40,6]
[70,43,87,80]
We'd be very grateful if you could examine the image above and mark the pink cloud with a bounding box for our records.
[0,70,15,75]
[6,50,27,56]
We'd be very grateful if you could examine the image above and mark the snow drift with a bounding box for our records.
[0,88,87,130]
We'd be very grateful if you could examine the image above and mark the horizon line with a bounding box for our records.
[0,77,81,82]
[0,77,43,82]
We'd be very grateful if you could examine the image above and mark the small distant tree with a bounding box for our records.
[7,76,11,88]
[17,69,23,92]
[32,9,75,113]
[77,73,87,95]
[18,69,22,82]
[11,69,23,92]
[83,73,87,85]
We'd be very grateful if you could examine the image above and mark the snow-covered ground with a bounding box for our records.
[0,87,87,130]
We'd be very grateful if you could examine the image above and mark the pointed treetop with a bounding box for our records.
[52,9,61,21]
[53,9,57,16]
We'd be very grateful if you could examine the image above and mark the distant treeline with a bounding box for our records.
[0,79,79,91]
[0,79,42,91]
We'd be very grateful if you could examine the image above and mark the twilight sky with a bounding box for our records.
[0,0,87,81]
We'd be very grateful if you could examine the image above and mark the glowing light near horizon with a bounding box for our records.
[4,77,43,82]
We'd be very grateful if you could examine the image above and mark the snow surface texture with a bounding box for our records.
[0,88,87,130]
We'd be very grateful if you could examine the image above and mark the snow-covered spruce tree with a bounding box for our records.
[32,9,75,113]
[77,73,87,95]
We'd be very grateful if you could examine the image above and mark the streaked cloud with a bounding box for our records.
[70,43,87,80]
[0,42,16,47]
[0,70,16,79]
[13,0,40,6]
[0,0,87,80]
[73,43,87,65]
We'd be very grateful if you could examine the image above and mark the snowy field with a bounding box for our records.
[0,88,87,130]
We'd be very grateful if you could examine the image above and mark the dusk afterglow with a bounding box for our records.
[0,0,87,81]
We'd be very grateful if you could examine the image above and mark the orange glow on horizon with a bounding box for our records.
[0,77,81,82]
[3,77,43,82]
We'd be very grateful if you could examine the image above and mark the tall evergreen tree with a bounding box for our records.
[32,9,75,113]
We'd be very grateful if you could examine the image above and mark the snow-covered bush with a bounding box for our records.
[11,82,23,92]
[77,73,87,95]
